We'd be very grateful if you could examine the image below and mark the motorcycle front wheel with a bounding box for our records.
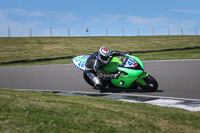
[140,75,158,92]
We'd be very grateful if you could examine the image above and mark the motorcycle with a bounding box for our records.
[72,54,158,92]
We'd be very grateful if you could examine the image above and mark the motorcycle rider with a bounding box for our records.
[85,46,125,89]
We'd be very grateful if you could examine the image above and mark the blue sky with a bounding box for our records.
[0,0,200,36]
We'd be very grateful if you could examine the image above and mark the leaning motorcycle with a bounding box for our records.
[72,54,158,92]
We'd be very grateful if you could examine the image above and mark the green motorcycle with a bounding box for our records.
[72,54,158,92]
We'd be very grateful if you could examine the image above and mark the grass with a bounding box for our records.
[0,88,200,133]
[135,48,200,60]
[0,48,199,67]
[1,36,200,132]
[0,36,200,63]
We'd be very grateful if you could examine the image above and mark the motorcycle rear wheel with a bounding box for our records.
[140,75,158,92]
[83,71,94,86]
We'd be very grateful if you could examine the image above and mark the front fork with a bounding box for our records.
[136,72,148,86]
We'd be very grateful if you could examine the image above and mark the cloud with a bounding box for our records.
[0,8,81,27]
[101,14,125,24]
[0,8,81,21]
[169,9,200,14]
[91,17,102,23]
[56,12,81,23]
[0,8,45,17]
[97,14,175,28]
[169,20,197,29]
[93,14,198,35]
[12,8,45,16]
[0,13,5,20]
[0,9,43,27]
[0,8,82,36]
[0,8,198,36]
[126,16,170,27]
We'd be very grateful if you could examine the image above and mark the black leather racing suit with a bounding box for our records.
[85,51,124,81]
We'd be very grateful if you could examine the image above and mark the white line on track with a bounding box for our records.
[15,89,200,112]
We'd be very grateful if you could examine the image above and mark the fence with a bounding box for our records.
[0,27,199,37]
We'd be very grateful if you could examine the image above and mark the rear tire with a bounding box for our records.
[140,75,158,92]
[83,71,94,86]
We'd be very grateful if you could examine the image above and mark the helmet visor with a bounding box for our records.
[99,54,110,64]
[100,54,109,61]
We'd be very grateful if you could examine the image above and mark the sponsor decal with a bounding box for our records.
[125,58,138,68]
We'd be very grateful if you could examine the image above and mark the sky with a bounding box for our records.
[0,0,200,37]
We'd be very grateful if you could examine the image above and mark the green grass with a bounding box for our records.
[1,37,200,132]
[134,49,200,60]
[0,48,199,67]
[0,89,200,133]
[0,36,200,63]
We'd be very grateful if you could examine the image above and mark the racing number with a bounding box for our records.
[128,58,135,66]
[125,58,137,67]
[78,61,84,69]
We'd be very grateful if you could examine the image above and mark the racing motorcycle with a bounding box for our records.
[72,54,158,92]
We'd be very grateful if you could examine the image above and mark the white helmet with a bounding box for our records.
[98,46,111,64]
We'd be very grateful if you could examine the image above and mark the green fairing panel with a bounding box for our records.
[111,57,123,66]
[102,56,147,88]
[102,57,122,74]
[118,67,144,77]
[73,57,88,62]
[111,71,148,88]
[112,67,144,88]
[136,72,149,85]
[111,77,138,88]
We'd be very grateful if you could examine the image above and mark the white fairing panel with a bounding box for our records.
[124,57,138,68]
[72,55,90,71]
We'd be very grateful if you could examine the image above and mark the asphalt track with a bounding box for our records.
[0,59,200,99]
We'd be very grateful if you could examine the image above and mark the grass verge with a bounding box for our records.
[1,36,200,63]
[1,48,200,67]
[0,89,200,133]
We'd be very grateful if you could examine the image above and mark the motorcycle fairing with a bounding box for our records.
[124,57,138,68]
[72,55,90,71]
[102,56,147,88]
[111,67,146,88]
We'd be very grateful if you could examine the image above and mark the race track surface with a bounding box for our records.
[0,59,200,99]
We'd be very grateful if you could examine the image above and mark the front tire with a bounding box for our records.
[140,75,158,92]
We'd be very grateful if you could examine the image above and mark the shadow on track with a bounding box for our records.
[99,87,163,93]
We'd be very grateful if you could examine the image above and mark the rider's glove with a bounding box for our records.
[111,51,124,56]
[98,73,103,79]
